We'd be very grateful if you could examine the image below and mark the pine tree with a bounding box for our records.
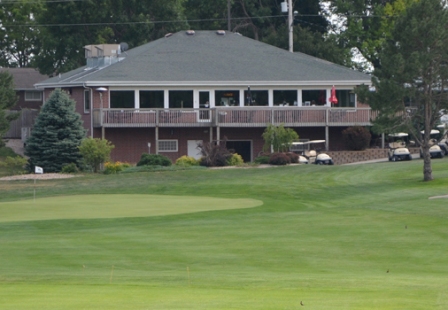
[25,89,86,172]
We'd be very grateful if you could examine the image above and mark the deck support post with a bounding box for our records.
[217,126,220,144]
[155,126,159,154]
[101,127,105,140]
[325,126,329,151]
[209,126,213,143]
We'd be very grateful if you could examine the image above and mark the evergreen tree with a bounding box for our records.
[25,89,86,172]
[358,0,448,181]
[0,71,19,147]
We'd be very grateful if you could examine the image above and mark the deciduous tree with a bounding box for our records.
[78,137,114,173]
[358,0,448,181]
[0,71,19,146]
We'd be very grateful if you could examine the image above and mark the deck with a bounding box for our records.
[93,107,377,128]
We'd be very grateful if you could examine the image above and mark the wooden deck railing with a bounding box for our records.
[93,107,377,128]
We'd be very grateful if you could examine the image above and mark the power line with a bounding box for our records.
[1,14,391,28]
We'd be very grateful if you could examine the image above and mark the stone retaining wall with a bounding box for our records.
[327,148,419,165]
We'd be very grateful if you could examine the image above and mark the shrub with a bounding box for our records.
[197,138,232,167]
[254,155,270,164]
[78,138,115,173]
[285,152,299,163]
[227,153,244,166]
[268,152,290,165]
[175,155,199,167]
[0,156,27,175]
[103,161,131,174]
[61,163,79,174]
[137,154,172,167]
[342,126,372,151]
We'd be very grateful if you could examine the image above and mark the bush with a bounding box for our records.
[285,152,299,163]
[227,153,244,166]
[197,138,232,167]
[254,155,270,164]
[61,163,79,174]
[268,152,290,165]
[137,154,172,167]
[0,156,27,175]
[103,161,131,174]
[78,138,115,173]
[175,155,199,167]
[342,126,372,151]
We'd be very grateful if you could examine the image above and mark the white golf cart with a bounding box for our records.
[388,133,413,161]
[290,140,334,165]
[289,142,310,164]
[437,124,448,155]
[420,129,444,159]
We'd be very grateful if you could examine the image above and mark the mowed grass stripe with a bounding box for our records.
[0,194,262,222]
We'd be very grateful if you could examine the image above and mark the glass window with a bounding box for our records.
[110,91,134,109]
[84,89,91,113]
[244,90,268,106]
[140,90,164,109]
[302,90,327,106]
[215,90,239,106]
[169,91,193,108]
[335,90,356,108]
[273,90,297,106]
[25,91,42,101]
[158,140,178,152]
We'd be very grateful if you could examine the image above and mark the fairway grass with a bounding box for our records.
[0,194,262,222]
[1,160,448,309]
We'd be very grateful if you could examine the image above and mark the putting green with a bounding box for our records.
[0,194,262,223]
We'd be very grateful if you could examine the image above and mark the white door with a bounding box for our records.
[188,140,202,159]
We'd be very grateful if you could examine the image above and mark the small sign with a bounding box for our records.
[35,166,43,174]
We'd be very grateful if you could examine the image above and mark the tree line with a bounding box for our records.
[0,0,416,75]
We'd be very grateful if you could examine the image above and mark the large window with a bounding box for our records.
[84,89,91,113]
[215,90,239,106]
[273,90,297,106]
[140,90,164,108]
[110,91,134,108]
[244,90,268,106]
[25,91,42,101]
[335,90,356,108]
[302,90,327,106]
[169,90,193,108]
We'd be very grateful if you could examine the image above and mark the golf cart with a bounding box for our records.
[388,133,413,161]
[437,124,448,155]
[291,140,334,165]
[289,142,310,164]
[420,129,444,159]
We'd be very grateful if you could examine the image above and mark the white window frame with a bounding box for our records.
[158,140,178,152]
[25,91,42,101]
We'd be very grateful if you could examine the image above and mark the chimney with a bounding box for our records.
[84,44,126,68]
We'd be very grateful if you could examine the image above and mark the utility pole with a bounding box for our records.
[288,0,293,52]
[228,0,231,31]
[281,0,294,52]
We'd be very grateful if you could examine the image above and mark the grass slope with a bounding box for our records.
[1,160,448,309]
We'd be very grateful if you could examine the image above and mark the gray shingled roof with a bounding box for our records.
[37,30,371,87]
[1,68,48,90]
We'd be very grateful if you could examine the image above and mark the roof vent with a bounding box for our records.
[165,33,173,38]
[186,30,195,35]
[216,30,226,35]
[119,42,129,52]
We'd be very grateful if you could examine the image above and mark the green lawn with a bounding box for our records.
[1,160,448,309]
